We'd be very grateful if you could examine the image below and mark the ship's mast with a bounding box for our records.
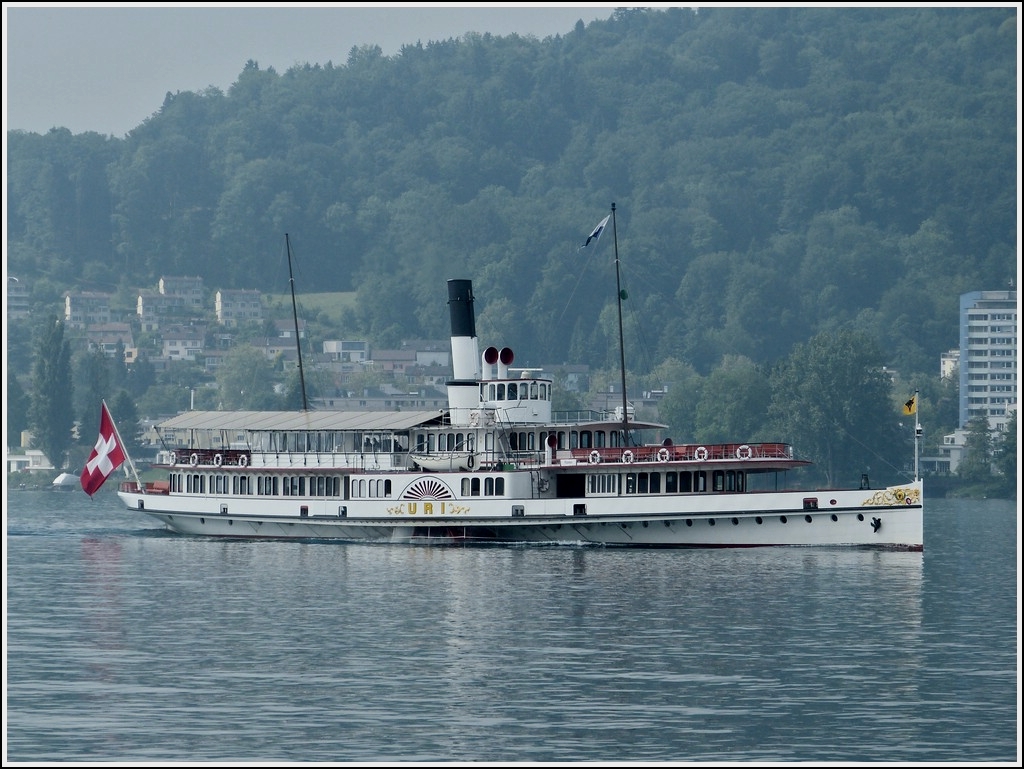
[285,233,309,411]
[611,203,630,445]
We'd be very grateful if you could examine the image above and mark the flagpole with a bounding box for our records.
[105,399,146,494]
[610,203,630,446]
[913,389,921,482]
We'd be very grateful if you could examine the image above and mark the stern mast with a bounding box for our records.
[611,203,630,446]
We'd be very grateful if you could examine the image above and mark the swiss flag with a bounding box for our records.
[80,402,126,496]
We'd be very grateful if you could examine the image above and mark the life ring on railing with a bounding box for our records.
[189,452,199,466]
[735,444,752,460]
[238,455,248,468]
[657,447,671,462]
[169,451,177,465]
[213,453,223,467]
[588,450,601,464]
[694,446,709,461]
[622,450,635,464]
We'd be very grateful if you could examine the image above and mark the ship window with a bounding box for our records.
[580,431,593,449]
[650,472,661,493]
[495,478,505,495]
[665,472,677,493]
[595,431,606,448]
[570,431,579,449]
[713,471,725,492]
[485,477,494,495]
[497,384,506,400]
[530,382,538,399]
[384,479,391,497]
[471,477,480,496]
[695,472,706,492]
[638,472,649,494]
[625,473,637,494]
[508,383,517,400]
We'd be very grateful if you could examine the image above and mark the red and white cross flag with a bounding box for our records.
[80,401,126,496]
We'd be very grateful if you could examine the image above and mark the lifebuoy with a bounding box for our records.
[694,446,709,461]
[735,445,752,460]
[589,450,601,464]
[657,447,671,462]
[189,452,199,466]
[467,454,475,469]
[213,453,223,467]
[169,451,177,465]
[622,450,635,464]
[238,455,248,468]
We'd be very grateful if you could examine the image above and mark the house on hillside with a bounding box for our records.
[216,289,264,327]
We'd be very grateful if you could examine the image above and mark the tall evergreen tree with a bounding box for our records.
[7,369,30,449]
[28,316,76,470]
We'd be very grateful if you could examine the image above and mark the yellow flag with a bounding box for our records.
[902,395,917,415]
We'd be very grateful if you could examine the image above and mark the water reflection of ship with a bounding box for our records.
[80,537,125,672]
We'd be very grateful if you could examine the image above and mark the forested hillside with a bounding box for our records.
[6,7,1017,379]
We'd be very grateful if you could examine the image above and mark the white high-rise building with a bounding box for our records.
[958,289,1017,431]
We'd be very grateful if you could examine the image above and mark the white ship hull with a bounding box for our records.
[118,478,923,549]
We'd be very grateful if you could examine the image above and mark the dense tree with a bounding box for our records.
[991,412,1016,498]
[75,349,110,440]
[766,329,903,486]
[693,356,771,444]
[215,346,279,410]
[109,390,143,457]
[7,368,30,448]
[28,317,76,470]
[957,417,994,485]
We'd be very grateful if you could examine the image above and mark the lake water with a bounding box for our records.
[4,490,1019,763]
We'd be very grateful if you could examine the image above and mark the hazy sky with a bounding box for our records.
[4,3,614,137]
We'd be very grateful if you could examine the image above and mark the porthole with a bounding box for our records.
[642,521,649,528]
[200,517,205,524]
[780,516,788,524]
[664,521,672,527]
[831,514,838,522]
[755,516,763,524]
[857,513,865,521]
[805,515,813,523]
[228,520,233,526]
[686,519,693,527]
[708,519,716,526]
